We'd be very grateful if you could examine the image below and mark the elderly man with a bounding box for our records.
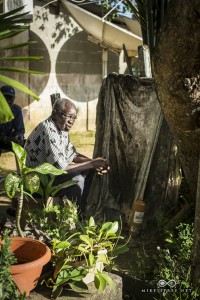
[25,98,109,213]
[0,85,25,154]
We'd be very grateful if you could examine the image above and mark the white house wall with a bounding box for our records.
[0,0,123,134]
[27,0,119,133]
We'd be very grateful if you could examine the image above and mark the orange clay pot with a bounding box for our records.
[8,237,51,297]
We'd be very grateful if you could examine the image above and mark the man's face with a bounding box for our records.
[54,105,77,131]
[5,96,15,106]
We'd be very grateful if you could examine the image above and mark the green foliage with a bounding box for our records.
[4,142,74,237]
[0,5,44,124]
[45,216,129,299]
[0,5,44,98]
[152,223,199,300]
[26,198,79,242]
[0,89,14,123]
[4,142,67,199]
[133,223,199,300]
[35,174,76,206]
[0,230,25,300]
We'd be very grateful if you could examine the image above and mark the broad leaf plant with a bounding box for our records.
[48,216,129,298]
[0,3,44,123]
[4,142,75,237]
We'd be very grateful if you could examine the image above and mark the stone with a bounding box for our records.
[29,273,122,300]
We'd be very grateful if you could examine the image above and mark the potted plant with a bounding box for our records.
[5,195,129,298]
[2,142,76,296]
[2,143,129,298]
[4,142,75,237]
[46,216,129,299]
[0,234,51,297]
[14,200,129,299]
[0,229,26,300]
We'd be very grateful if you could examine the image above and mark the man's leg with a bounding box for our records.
[53,173,85,212]
[53,170,94,214]
[79,170,94,214]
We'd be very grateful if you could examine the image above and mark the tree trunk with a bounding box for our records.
[152,0,200,285]
[152,0,200,199]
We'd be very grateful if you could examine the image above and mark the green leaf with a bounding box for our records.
[98,272,114,289]
[54,241,71,249]
[0,74,40,100]
[105,232,118,238]
[11,142,26,170]
[53,257,66,278]
[165,238,173,243]
[34,185,44,198]
[0,41,38,50]
[89,216,95,227]
[96,254,108,264]
[89,253,95,266]
[0,67,44,74]
[24,173,40,194]
[79,235,93,247]
[68,280,88,292]
[70,268,88,281]
[55,268,87,286]
[50,180,77,197]
[112,245,129,256]
[0,5,30,21]
[0,93,14,123]
[33,163,67,175]
[5,173,21,198]
[94,273,106,291]
[101,221,119,234]
[77,245,90,254]
[0,56,44,61]
[56,269,71,285]
[23,190,38,202]
[39,173,49,187]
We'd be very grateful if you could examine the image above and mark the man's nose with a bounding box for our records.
[68,118,74,124]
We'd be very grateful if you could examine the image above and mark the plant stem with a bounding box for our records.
[16,184,24,237]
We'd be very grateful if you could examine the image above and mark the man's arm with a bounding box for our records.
[12,105,25,137]
[66,153,110,174]
[0,135,23,145]
[73,153,92,163]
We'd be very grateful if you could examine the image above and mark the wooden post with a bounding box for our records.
[50,92,60,107]
[138,45,152,78]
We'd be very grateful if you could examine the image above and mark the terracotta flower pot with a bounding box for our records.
[9,237,51,296]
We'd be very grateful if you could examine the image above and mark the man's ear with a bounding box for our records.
[51,109,57,118]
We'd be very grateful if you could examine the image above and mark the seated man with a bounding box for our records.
[24,98,110,213]
[0,85,25,155]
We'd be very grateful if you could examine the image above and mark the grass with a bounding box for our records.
[70,130,95,158]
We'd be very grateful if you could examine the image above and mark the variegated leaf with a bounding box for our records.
[24,173,40,194]
[33,163,67,175]
[5,173,21,198]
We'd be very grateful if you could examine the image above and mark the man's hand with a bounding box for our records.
[15,135,24,146]
[91,157,110,175]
